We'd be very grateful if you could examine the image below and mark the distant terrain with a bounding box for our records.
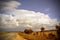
[0,30,58,40]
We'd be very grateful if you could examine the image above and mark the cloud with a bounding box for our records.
[0,1,59,31]
[0,14,19,28]
[0,10,59,31]
[1,1,21,12]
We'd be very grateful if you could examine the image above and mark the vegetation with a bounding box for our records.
[0,30,58,40]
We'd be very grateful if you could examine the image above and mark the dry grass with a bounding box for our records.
[0,30,58,40]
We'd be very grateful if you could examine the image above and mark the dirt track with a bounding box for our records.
[0,33,26,40]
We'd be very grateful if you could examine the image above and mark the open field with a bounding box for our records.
[0,30,58,40]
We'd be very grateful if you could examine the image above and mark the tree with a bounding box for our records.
[41,27,45,32]
[56,25,60,40]
[24,29,33,34]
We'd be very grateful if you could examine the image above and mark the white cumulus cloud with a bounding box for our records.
[0,1,59,31]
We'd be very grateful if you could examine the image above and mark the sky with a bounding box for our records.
[17,0,60,20]
[0,0,60,20]
[0,0,60,31]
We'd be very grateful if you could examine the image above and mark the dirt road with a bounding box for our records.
[0,32,26,40]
